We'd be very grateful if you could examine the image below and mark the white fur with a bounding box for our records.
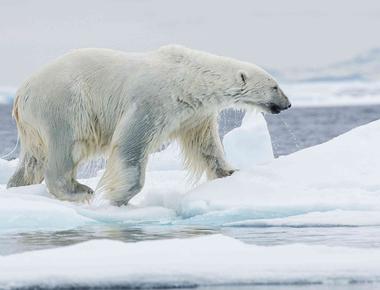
[7,45,290,205]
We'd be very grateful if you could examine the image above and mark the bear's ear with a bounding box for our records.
[236,70,248,86]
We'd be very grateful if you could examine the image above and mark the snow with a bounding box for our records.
[1,235,380,288]
[226,210,380,227]
[0,190,94,233]
[177,120,380,223]
[0,158,17,184]
[223,111,274,169]
[147,142,183,171]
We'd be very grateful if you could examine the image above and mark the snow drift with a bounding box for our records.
[178,117,380,225]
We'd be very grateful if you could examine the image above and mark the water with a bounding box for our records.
[265,105,380,156]
[0,104,17,159]
[277,115,302,150]
[1,103,380,289]
[2,224,380,256]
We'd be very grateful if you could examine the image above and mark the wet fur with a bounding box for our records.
[7,45,289,205]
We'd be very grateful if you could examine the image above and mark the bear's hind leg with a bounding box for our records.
[44,136,93,202]
[7,152,45,188]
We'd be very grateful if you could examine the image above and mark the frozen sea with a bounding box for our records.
[1,99,380,289]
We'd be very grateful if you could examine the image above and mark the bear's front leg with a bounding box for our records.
[214,167,236,178]
[200,151,236,179]
[96,110,159,206]
[96,153,147,206]
[178,114,236,180]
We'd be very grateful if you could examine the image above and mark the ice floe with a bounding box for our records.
[223,111,274,169]
[1,235,380,288]
[1,110,380,288]
[225,210,380,227]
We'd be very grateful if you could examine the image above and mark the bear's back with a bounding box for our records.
[15,49,156,114]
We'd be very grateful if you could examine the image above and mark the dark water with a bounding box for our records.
[3,224,380,256]
[0,104,17,158]
[265,105,380,156]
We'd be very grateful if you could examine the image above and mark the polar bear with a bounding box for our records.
[7,45,291,205]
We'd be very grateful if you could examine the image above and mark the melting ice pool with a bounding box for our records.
[2,224,380,256]
[1,108,380,289]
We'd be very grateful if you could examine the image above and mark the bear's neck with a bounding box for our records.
[165,52,240,110]
[157,45,244,110]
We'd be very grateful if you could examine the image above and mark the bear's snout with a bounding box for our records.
[269,89,291,114]
[268,101,291,114]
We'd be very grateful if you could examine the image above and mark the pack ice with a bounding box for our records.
[1,111,380,288]
[2,234,380,288]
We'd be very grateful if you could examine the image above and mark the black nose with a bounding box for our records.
[268,102,291,114]
[269,103,282,114]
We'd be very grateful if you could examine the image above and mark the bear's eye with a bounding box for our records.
[272,86,278,91]
[240,72,247,85]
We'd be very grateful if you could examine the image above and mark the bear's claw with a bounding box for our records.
[215,168,237,178]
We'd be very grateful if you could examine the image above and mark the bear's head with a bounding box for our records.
[231,66,291,114]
